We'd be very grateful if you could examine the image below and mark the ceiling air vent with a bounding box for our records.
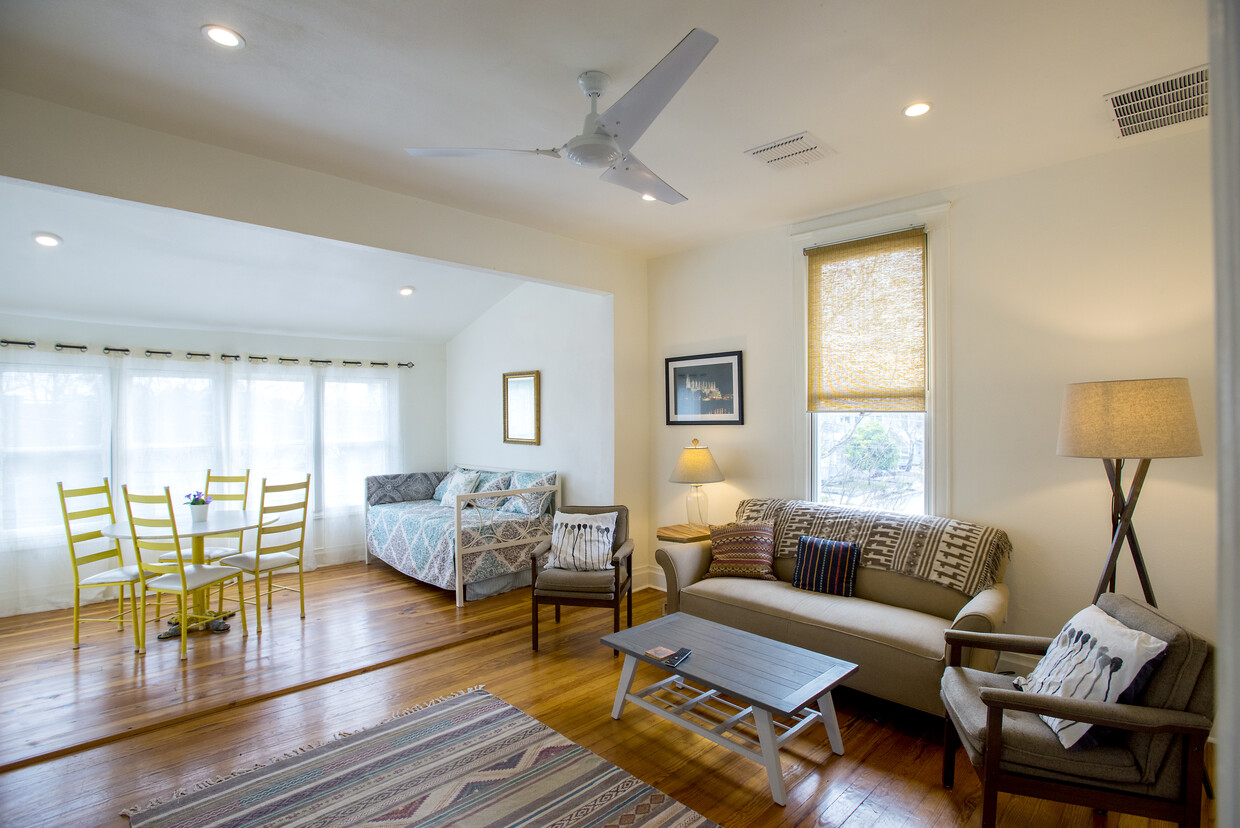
[1106,65,1208,138]
[745,131,828,169]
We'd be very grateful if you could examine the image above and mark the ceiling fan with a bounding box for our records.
[405,28,718,204]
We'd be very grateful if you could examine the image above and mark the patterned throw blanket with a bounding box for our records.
[735,498,1011,597]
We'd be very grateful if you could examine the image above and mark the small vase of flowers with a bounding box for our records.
[186,491,213,523]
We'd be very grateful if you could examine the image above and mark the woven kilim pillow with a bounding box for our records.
[704,521,777,580]
[792,536,860,596]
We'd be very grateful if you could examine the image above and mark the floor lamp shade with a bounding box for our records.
[670,439,724,526]
[1057,378,1202,459]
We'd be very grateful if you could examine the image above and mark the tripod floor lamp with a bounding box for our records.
[1057,378,1202,607]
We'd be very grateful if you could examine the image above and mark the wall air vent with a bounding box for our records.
[745,131,829,169]
[1106,65,1208,138]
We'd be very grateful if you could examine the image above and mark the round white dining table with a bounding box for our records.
[102,509,278,617]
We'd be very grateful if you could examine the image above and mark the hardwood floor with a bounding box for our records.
[0,561,1214,828]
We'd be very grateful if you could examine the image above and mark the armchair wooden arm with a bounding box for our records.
[944,629,1054,667]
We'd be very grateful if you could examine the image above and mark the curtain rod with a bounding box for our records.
[0,338,414,368]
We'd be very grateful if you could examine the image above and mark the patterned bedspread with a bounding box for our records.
[366,500,553,592]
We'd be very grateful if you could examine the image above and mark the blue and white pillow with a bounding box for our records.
[468,472,512,508]
[546,511,618,571]
[437,470,481,507]
[1015,604,1168,749]
[499,471,557,515]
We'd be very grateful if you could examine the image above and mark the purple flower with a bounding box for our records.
[185,491,213,505]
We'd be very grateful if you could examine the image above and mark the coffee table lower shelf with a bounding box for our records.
[609,658,845,806]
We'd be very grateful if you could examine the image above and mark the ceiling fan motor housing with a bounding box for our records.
[564,132,622,167]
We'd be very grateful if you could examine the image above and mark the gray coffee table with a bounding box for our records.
[601,612,858,805]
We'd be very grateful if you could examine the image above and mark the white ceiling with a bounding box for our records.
[0,0,1210,339]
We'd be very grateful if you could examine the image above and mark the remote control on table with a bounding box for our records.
[664,647,692,667]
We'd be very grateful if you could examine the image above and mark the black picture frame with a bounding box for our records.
[665,351,744,426]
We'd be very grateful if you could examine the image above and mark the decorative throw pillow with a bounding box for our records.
[1014,604,1168,749]
[499,471,557,515]
[466,472,512,508]
[704,522,778,581]
[792,536,860,596]
[438,470,481,507]
[545,511,618,571]
[431,471,456,501]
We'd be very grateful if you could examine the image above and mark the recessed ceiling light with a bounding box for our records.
[202,24,245,49]
[399,286,414,296]
[904,102,931,117]
[32,232,62,247]
[641,194,657,202]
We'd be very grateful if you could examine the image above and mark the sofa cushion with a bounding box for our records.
[680,577,956,715]
[792,536,859,596]
[704,522,777,581]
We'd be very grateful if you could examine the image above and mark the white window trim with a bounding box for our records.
[790,200,952,514]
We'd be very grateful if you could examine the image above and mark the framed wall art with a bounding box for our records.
[503,370,540,444]
[665,351,743,426]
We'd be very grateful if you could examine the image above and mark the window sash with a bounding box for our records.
[807,228,927,412]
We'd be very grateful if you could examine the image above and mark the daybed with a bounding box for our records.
[656,497,1012,716]
[365,468,560,606]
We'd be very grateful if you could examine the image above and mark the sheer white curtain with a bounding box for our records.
[0,349,112,615]
[0,349,403,617]
[114,357,227,502]
[316,364,400,565]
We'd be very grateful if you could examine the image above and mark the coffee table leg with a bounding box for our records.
[752,707,788,806]
[817,690,845,755]
[610,654,639,719]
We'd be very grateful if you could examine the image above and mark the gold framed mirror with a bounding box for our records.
[503,370,540,444]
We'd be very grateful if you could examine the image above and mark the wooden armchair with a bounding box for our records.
[530,505,633,655]
[940,593,1213,827]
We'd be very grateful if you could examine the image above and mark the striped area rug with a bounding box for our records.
[125,688,716,828]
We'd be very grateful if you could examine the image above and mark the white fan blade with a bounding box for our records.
[596,28,717,152]
[405,147,561,158]
[600,153,687,204]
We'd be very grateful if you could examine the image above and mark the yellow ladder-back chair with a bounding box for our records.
[220,474,310,634]
[58,479,143,651]
[156,470,251,614]
[122,485,247,659]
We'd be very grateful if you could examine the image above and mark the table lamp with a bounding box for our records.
[669,438,724,526]
[1057,377,1201,606]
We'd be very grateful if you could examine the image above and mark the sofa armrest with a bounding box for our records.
[950,583,1010,634]
[655,542,712,614]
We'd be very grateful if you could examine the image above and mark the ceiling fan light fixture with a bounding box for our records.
[563,133,622,168]
[202,24,245,49]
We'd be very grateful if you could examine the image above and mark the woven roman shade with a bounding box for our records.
[807,228,927,412]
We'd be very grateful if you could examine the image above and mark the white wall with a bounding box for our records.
[649,126,1217,641]
[445,282,615,505]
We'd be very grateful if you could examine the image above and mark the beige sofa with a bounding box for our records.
[656,498,1011,716]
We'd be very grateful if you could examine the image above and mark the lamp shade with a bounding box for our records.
[670,438,725,484]
[1057,377,1202,459]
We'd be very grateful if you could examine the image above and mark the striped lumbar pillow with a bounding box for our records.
[546,511,618,571]
[704,521,778,580]
[792,536,860,596]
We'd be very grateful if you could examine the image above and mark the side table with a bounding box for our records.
[656,523,711,543]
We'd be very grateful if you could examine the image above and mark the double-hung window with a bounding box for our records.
[807,227,931,514]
